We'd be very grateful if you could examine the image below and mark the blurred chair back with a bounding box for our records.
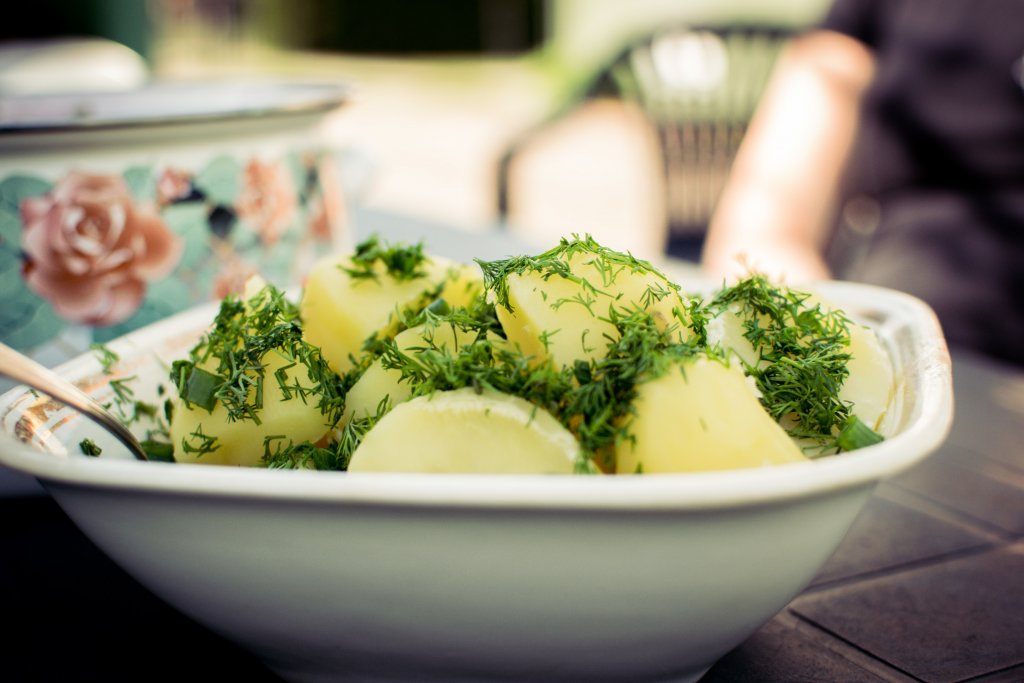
[495,24,793,260]
[607,25,792,258]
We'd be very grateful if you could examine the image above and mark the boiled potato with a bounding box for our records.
[342,361,400,424]
[170,350,333,467]
[300,252,472,374]
[839,320,895,433]
[616,356,807,474]
[438,261,485,309]
[495,252,689,369]
[810,294,896,434]
[348,388,580,474]
[170,276,335,466]
[342,321,481,423]
[705,293,895,436]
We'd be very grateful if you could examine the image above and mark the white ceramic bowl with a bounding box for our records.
[0,280,952,683]
[0,79,351,371]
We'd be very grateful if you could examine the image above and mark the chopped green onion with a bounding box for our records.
[837,415,884,451]
[181,364,221,412]
[79,438,102,457]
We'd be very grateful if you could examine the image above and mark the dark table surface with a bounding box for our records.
[3,213,1023,682]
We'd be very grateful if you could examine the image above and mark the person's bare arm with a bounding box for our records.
[701,30,875,284]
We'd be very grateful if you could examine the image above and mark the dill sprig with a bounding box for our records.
[380,311,572,412]
[340,234,428,282]
[180,424,219,458]
[90,343,119,374]
[172,282,346,428]
[476,233,683,315]
[705,274,873,451]
[83,345,174,461]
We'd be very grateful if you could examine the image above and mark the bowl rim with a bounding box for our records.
[0,79,351,135]
[0,280,953,512]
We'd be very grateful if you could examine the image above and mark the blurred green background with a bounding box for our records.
[0,0,833,260]
[1,0,828,71]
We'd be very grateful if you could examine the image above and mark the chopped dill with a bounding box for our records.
[88,342,175,459]
[704,274,881,452]
[477,234,682,316]
[340,234,428,282]
[172,283,346,429]
[373,295,699,472]
[90,343,119,374]
[180,423,219,458]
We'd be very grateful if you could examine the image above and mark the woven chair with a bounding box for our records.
[495,24,794,260]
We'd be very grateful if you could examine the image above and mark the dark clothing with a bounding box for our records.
[821,0,1024,366]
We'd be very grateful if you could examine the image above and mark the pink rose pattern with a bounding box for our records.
[235,159,297,246]
[20,171,184,326]
[9,152,344,347]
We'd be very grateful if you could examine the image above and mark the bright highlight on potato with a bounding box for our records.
[157,234,894,475]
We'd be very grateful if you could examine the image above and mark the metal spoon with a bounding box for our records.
[0,342,148,461]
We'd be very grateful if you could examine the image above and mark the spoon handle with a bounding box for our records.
[0,342,148,461]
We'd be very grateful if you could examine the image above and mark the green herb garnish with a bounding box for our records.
[477,234,683,317]
[89,343,174,458]
[90,343,119,374]
[705,274,881,452]
[79,438,102,457]
[180,423,219,458]
[172,283,346,428]
[261,398,390,470]
[371,272,698,472]
[341,235,428,282]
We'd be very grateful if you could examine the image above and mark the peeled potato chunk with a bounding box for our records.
[300,252,461,374]
[810,293,896,434]
[496,252,689,369]
[170,351,332,467]
[617,356,807,474]
[706,288,896,440]
[840,322,895,433]
[437,261,485,309]
[342,322,481,423]
[348,388,580,474]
